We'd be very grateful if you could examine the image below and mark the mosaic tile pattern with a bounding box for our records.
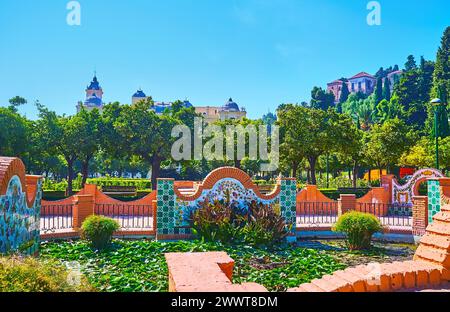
[156,179,176,235]
[427,179,441,224]
[0,176,42,255]
[279,179,297,235]
[156,177,297,240]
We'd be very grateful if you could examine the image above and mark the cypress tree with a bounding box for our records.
[339,80,350,104]
[431,27,450,138]
[374,77,383,105]
[382,77,391,102]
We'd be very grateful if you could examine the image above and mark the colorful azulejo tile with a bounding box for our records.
[427,180,441,224]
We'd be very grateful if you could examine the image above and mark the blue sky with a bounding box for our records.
[0,0,449,119]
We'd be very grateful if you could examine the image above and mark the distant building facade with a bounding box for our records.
[195,98,247,123]
[131,89,193,114]
[327,71,403,103]
[75,75,246,121]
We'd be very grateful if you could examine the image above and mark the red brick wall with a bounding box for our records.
[412,196,428,236]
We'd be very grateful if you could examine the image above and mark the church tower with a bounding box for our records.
[76,75,105,112]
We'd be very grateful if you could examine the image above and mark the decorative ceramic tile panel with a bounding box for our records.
[0,176,42,255]
[156,175,297,241]
[156,179,175,235]
[427,179,441,224]
[279,179,297,235]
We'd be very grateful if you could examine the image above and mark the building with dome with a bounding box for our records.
[75,75,247,121]
[131,89,193,114]
[195,98,247,123]
[76,75,105,113]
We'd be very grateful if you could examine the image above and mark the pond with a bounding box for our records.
[39,239,417,292]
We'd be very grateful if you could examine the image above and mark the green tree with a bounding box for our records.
[374,77,384,105]
[310,86,335,111]
[339,80,350,104]
[429,27,450,138]
[36,105,83,195]
[405,55,417,72]
[73,108,102,187]
[278,106,341,184]
[382,77,391,102]
[0,106,30,157]
[8,96,27,112]
[366,118,415,175]
[114,101,178,189]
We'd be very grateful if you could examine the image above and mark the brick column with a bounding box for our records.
[439,177,450,199]
[412,196,428,238]
[338,194,356,216]
[72,194,94,230]
[381,174,395,204]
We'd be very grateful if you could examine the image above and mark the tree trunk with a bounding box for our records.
[66,158,74,196]
[368,168,372,186]
[352,163,358,189]
[307,169,311,184]
[308,156,317,185]
[234,159,241,169]
[81,156,91,188]
[292,162,298,178]
[151,156,161,190]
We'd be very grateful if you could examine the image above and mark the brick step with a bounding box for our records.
[419,233,450,251]
[426,221,450,236]
[414,245,450,267]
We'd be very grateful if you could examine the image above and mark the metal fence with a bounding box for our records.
[94,203,153,230]
[296,202,338,226]
[357,203,412,229]
[40,203,73,233]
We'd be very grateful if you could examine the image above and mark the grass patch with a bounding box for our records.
[40,239,345,292]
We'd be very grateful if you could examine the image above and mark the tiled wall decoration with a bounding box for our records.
[427,179,441,224]
[156,179,176,236]
[156,171,296,240]
[0,175,42,255]
[279,179,297,236]
[392,168,443,205]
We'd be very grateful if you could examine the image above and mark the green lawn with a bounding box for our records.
[40,239,346,292]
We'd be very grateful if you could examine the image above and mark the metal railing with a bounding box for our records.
[296,202,338,226]
[94,203,153,230]
[40,203,73,233]
[357,203,412,228]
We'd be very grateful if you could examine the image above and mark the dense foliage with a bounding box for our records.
[40,240,345,292]
[0,256,92,292]
[81,216,120,250]
[191,198,289,246]
[333,212,383,250]
[2,27,450,190]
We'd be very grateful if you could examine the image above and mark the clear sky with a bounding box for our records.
[0,0,449,119]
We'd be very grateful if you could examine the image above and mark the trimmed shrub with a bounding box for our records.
[333,211,382,250]
[81,216,120,250]
[0,256,93,292]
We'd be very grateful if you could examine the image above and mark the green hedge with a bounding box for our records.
[319,189,369,200]
[86,178,151,190]
[43,190,151,201]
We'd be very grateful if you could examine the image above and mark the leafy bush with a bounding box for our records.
[43,177,151,192]
[0,256,93,292]
[333,211,383,250]
[86,178,151,190]
[81,216,120,250]
[190,198,289,246]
